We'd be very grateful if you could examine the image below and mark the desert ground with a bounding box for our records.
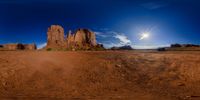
[0,51,200,100]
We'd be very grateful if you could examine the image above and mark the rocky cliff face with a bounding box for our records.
[47,25,65,49]
[46,25,103,50]
[66,29,97,49]
[74,29,97,46]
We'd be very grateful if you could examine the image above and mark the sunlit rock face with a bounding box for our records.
[65,29,97,49]
[46,25,103,50]
[73,29,97,48]
[47,25,66,49]
[66,29,97,49]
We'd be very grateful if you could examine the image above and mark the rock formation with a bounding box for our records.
[46,25,104,50]
[66,30,76,49]
[24,44,37,50]
[3,43,37,50]
[74,29,97,46]
[66,29,97,49]
[3,43,24,50]
[47,25,65,49]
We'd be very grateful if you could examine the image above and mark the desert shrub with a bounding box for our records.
[46,48,52,51]
[94,47,105,51]
[157,48,166,51]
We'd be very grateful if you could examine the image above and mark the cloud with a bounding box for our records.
[37,42,47,49]
[94,29,132,48]
[114,34,131,45]
[141,2,167,10]
[103,42,123,48]
[94,32,108,38]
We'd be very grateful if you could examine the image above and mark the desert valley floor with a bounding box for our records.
[0,51,200,100]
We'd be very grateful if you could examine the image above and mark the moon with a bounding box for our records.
[140,32,150,40]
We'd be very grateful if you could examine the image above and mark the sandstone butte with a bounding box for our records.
[46,25,104,50]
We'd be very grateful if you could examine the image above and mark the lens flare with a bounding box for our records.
[140,32,149,40]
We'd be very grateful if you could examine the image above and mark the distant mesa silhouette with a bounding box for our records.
[171,43,200,48]
[46,25,104,50]
[157,43,200,51]
[111,45,133,50]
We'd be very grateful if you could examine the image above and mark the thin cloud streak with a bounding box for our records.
[94,32,108,38]
[141,2,167,10]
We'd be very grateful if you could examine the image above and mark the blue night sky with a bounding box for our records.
[0,0,200,49]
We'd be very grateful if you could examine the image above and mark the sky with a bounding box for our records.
[0,0,200,49]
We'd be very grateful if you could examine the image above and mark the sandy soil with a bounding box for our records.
[0,51,200,100]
